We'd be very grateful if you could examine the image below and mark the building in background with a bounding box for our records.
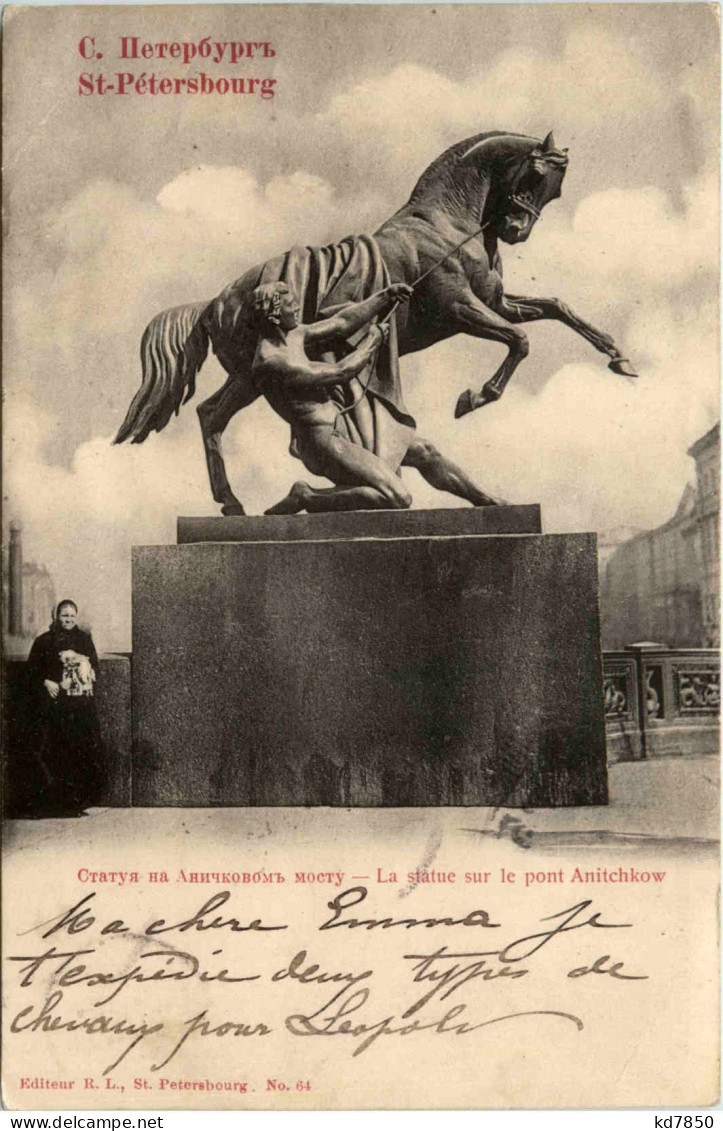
[2,524,56,655]
[688,422,720,647]
[601,422,720,649]
[597,524,646,578]
[21,560,57,639]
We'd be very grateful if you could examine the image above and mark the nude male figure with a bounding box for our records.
[251,282,500,513]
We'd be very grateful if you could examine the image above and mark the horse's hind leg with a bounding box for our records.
[197,372,259,516]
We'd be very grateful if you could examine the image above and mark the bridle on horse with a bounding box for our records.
[506,146,568,220]
[510,193,542,220]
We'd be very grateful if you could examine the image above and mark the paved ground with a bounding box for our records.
[3,755,718,861]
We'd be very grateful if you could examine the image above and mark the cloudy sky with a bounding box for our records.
[3,3,719,650]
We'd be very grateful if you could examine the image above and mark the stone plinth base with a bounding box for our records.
[177,504,541,544]
[132,510,607,807]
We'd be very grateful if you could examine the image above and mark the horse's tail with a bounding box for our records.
[114,301,210,445]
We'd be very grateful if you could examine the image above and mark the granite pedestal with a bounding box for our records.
[132,507,607,807]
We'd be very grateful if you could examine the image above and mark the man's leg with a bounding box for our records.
[402,437,501,506]
[266,480,406,514]
[266,431,412,514]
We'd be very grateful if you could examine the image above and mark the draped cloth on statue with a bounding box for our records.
[259,234,416,473]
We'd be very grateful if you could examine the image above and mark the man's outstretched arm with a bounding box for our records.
[255,327,386,391]
[305,284,412,344]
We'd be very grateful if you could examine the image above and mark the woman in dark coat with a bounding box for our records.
[26,599,103,816]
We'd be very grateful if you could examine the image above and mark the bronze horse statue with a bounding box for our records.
[116,130,636,515]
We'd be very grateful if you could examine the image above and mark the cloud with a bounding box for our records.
[156,165,385,251]
[318,29,670,198]
[401,291,718,534]
[4,393,303,651]
[550,173,718,290]
[322,29,662,146]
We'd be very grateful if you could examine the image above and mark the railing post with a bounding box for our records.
[634,649,648,759]
[625,642,667,760]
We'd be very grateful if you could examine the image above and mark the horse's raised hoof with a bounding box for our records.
[455,387,501,417]
[608,357,638,378]
[454,389,476,419]
[221,503,246,516]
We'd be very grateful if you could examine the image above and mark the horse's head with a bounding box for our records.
[406,130,568,244]
[486,132,568,244]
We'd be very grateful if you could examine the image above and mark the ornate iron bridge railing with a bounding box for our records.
[603,646,720,763]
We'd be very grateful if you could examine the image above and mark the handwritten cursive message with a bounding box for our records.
[7,887,648,1076]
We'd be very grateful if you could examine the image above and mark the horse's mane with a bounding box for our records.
[407,130,540,206]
